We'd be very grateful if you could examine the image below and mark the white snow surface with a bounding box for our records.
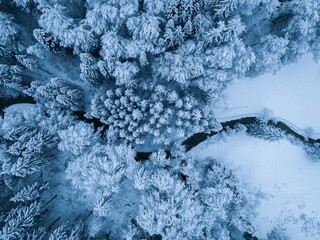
[4,103,36,113]
[216,54,320,136]
[189,131,320,239]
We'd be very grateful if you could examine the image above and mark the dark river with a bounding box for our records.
[1,97,319,161]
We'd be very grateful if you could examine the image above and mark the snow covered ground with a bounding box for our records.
[3,103,36,113]
[216,54,320,137]
[189,131,320,239]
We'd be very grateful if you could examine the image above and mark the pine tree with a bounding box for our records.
[0,64,23,91]
[0,201,41,240]
[100,31,125,67]
[4,156,44,178]
[38,4,73,42]
[33,29,61,53]
[137,172,205,239]
[49,222,83,240]
[93,196,112,217]
[133,167,150,190]
[0,11,18,46]
[58,122,99,156]
[112,61,139,87]
[246,122,287,142]
[211,0,238,18]
[79,53,101,86]
[12,0,32,9]
[126,13,161,43]
[15,54,38,70]
[25,227,46,240]
[0,46,15,64]
[252,34,289,74]
[10,182,48,203]
[30,77,83,111]
[65,143,136,201]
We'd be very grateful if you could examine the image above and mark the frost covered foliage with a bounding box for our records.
[0,201,41,240]
[0,106,57,181]
[132,152,256,239]
[25,77,83,111]
[10,182,48,203]
[1,0,320,239]
[246,121,320,162]
[1,0,320,145]
[0,46,24,98]
[246,122,287,142]
[64,135,138,221]
[137,174,205,239]
[0,106,86,239]
[62,137,256,239]
[66,143,136,199]
[0,199,83,240]
[58,122,100,155]
[0,105,59,185]
[0,11,18,46]
[92,86,219,145]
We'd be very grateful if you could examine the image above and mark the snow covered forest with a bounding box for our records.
[0,0,320,239]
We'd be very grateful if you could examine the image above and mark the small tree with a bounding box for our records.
[10,182,48,203]
[0,12,18,46]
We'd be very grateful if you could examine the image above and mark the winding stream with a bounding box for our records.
[1,97,319,161]
[1,97,319,240]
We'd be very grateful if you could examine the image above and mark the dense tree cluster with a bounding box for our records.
[62,127,257,238]
[0,106,85,239]
[0,0,319,239]
[92,85,219,145]
[2,0,320,144]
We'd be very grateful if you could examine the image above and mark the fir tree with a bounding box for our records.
[0,201,41,240]
[58,122,99,156]
[33,29,61,53]
[0,11,18,46]
[0,64,23,91]
[10,182,48,203]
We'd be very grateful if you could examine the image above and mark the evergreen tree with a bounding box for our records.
[38,4,73,43]
[65,143,136,210]
[48,222,83,240]
[33,29,61,53]
[10,182,48,203]
[58,122,99,156]
[0,64,23,91]
[0,201,41,240]
[15,54,38,70]
[26,77,83,111]
[0,11,18,46]
[79,53,101,86]
[137,177,205,239]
